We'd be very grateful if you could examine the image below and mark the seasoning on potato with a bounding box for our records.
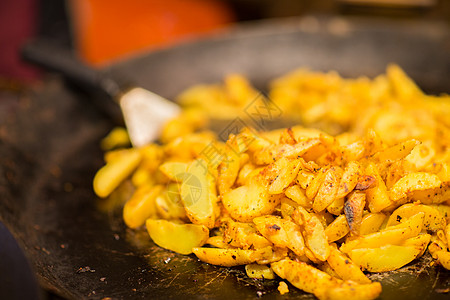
[94,65,450,300]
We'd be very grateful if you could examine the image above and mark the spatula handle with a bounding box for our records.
[21,39,125,123]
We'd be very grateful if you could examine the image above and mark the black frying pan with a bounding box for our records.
[2,16,450,299]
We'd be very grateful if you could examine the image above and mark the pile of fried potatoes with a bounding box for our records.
[93,65,450,300]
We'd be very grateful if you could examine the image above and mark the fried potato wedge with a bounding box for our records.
[192,246,272,267]
[271,259,381,300]
[304,214,330,261]
[325,214,350,243]
[327,246,371,284]
[389,172,441,203]
[123,185,162,228]
[254,215,305,256]
[180,159,217,228]
[146,219,209,255]
[222,183,281,223]
[348,244,422,272]
[387,203,446,232]
[245,264,275,279]
[340,212,424,253]
[93,148,141,198]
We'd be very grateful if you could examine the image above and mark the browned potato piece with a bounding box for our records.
[386,203,446,232]
[93,148,141,198]
[327,246,371,284]
[348,245,422,272]
[192,246,273,267]
[336,161,362,199]
[253,215,305,256]
[313,167,343,213]
[344,191,366,235]
[179,159,218,228]
[222,182,282,223]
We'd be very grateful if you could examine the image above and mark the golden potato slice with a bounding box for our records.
[389,172,441,203]
[336,161,362,199]
[410,182,450,205]
[146,219,209,255]
[304,214,330,261]
[313,166,343,213]
[436,250,450,270]
[268,158,303,194]
[93,148,141,198]
[344,191,366,234]
[100,127,130,150]
[217,134,242,195]
[272,259,381,300]
[372,139,419,164]
[325,281,382,300]
[192,246,272,267]
[159,161,189,182]
[402,234,431,258]
[223,219,271,249]
[222,182,281,223]
[340,212,424,253]
[327,246,371,284]
[245,264,275,279]
[271,258,337,299]
[154,183,187,221]
[253,215,305,256]
[365,163,393,213]
[327,197,345,216]
[253,138,321,165]
[325,214,350,243]
[285,185,312,208]
[306,168,327,200]
[123,185,162,228]
[386,203,446,232]
[387,63,423,100]
[180,159,217,228]
[348,244,421,272]
[359,213,387,235]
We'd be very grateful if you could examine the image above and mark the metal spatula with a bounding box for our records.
[21,39,181,147]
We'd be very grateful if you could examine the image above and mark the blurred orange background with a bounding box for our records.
[68,0,235,66]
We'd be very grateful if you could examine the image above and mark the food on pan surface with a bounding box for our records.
[93,65,450,299]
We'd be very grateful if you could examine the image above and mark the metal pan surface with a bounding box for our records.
[1,16,450,299]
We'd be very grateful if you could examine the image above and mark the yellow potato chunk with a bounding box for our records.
[253,215,305,256]
[159,161,189,182]
[327,246,371,284]
[313,166,343,213]
[365,163,393,213]
[359,213,387,235]
[285,185,312,208]
[222,183,281,223]
[192,246,272,267]
[245,264,275,279]
[325,214,350,243]
[436,250,450,270]
[387,203,446,232]
[348,245,421,272]
[389,172,441,203]
[123,185,162,228]
[271,259,337,299]
[146,219,209,255]
[340,212,424,253]
[93,148,141,198]
[304,214,330,261]
[268,158,303,194]
[180,159,217,228]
